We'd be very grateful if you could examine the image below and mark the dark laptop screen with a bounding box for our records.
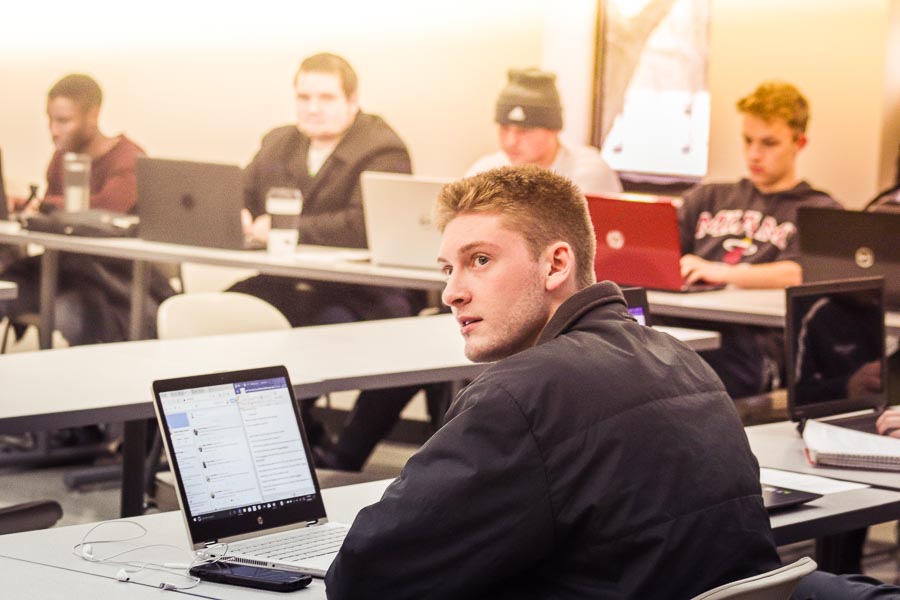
[785,277,887,421]
[621,286,651,326]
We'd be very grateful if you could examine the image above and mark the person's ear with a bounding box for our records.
[85,105,100,129]
[544,241,574,292]
[795,133,808,151]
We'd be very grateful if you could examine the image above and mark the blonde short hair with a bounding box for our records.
[737,81,809,134]
[435,165,596,290]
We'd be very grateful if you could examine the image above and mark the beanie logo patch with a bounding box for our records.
[507,106,526,122]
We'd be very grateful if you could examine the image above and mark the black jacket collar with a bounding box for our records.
[537,281,627,345]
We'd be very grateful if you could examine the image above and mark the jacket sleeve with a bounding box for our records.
[242,136,273,219]
[298,147,411,248]
[325,385,554,600]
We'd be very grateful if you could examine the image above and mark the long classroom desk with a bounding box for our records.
[0,222,446,348]
[1,476,899,598]
[0,313,718,518]
[746,420,900,490]
[648,287,900,335]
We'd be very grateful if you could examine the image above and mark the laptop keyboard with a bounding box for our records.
[233,522,349,562]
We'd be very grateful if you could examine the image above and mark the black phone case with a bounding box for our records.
[190,563,312,592]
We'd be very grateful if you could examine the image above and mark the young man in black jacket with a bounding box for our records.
[325,165,780,599]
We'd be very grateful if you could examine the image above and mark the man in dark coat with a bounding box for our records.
[231,52,421,326]
[325,165,781,599]
[229,53,425,447]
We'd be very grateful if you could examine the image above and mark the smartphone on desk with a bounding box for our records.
[190,561,312,592]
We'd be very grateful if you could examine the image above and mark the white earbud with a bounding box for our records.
[82,543,94,559]
[116,569,130,582]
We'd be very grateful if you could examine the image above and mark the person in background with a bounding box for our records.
[315,67,627,472]
[8,74,144,215]
[325,165,780,598]
[228,53,427,450]
[466,68,622,196]
[673,81,842,400]
[0,74,170,348]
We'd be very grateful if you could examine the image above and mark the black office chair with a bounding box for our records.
[0,500,63,535]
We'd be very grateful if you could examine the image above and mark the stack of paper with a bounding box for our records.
[803,420,900,471]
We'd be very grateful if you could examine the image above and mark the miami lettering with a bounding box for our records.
[694,209,796,251]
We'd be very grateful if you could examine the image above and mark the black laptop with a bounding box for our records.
[799,207,900,310]
[621,286,652,326]
[785,277,889,435]
[137,157,262,250]
[761,485,822,512]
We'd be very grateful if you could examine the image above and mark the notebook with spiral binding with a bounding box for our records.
[802,420,900,471]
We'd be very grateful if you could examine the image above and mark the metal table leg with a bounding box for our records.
[129,260,149,341]
[120,420,148,517]
[38,249,59,349]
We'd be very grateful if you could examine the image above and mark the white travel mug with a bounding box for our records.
[266,187,303,255]
[63,152,91,212]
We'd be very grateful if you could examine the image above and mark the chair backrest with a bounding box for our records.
[0,500,63,534]
[156,292,290,340]
[691,557,817,600]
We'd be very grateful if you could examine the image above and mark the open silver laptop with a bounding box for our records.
[152,366,347,577]
[360,171,448,270]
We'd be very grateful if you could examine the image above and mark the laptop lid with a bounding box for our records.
[360,171,447,270]
[762,485,822,512]
[799,207,900,310]
[587,194,689,291]
[785,277,887,423]
[152,366,327,550]
[620,286,652,326]
[137,157,248,250]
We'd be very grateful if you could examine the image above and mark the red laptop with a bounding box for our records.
[586,194,723,292]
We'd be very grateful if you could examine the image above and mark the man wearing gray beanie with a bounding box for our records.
[466,68,622,195]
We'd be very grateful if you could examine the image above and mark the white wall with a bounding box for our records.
[0,1,545,195]
[706,0,900,208]
[5,1,900,210]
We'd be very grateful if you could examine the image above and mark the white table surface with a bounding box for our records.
[0,224,446,291]
[0,481,386,599]
[746,420,900,490]
[0,315,717,433]
[648,287,900,335]
[0,313,717,518]
[1,473,899,597]
[0,314,478,432]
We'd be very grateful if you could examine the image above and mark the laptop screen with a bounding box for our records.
[785,277,887,421]
[153,366,327,547]
[621,286,652,326]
